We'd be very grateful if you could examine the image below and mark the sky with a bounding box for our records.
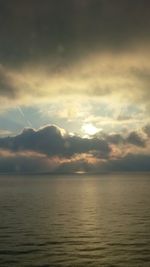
[0,0,150,173]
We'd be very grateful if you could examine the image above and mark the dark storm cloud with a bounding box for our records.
[0,0,150,67]
[0,125,110,158]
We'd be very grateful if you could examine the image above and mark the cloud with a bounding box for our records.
[0,124,149,173]
[0,125,110,158]
[0,0,150,114]
[0,150,59,173]
[1,0,150,66]
[126,131,146,147]
[0,65,18,98]
[102,131,146,147]
[0,50,150,114]
[104,133,124,145]
[143,124,150,137]
[103,153,150,172]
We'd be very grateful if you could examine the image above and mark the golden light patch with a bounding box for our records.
[82,123,100,136]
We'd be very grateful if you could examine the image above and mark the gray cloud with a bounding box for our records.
[104,133,124,145]
[0,125,111,158]
[126,132,146,147]
[0,149,150,174]
[0,65,17,98]
[0,0,150,67]
[143,124,150,137]
[103,153,150,172]
[0,124,149,173]
[0,0,150,111]
[102,131,146,147]
[0,151,57,173]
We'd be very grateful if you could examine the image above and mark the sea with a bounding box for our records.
[0,173,150,267]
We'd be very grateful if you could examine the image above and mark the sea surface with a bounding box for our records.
[0,173,150,267]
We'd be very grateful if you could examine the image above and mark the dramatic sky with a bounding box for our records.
[0,0,150,173]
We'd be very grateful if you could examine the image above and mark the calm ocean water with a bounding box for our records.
[0,173,150,267]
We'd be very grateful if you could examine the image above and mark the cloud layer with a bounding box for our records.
[0,125,110,158]
[0,124,149,173]
[0,0,150,113]
[1,0,150,65]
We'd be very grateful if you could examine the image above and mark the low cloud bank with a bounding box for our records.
[0,124,149,173]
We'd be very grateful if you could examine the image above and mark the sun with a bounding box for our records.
[82,123,100,136]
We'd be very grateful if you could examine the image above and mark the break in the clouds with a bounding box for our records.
[0,124,149,173]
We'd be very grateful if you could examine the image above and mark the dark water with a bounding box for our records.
[0,173,150,267]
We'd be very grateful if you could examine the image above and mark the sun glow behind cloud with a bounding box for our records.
[82,123,101,136]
